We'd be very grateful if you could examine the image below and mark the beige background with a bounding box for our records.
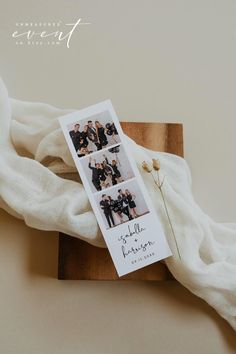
[0,1,236,353]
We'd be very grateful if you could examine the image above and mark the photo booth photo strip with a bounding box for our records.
[67,110,121,158]
[59,100,172,277]
[80,144,135,193]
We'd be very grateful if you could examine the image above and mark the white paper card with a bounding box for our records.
[59,100,172,276]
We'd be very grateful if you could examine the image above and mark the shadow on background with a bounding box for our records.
[27,227,58,279]
[144,281,236,351]
[0,209,58,279]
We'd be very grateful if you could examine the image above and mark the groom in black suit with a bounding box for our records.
[88,157,101,191]
[69,123,81,151]
[100,194,115,228]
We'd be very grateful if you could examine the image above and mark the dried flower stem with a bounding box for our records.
[151,171,181,260]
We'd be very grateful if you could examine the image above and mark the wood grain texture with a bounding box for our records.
[58,122,183,280]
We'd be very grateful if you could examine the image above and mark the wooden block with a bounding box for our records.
[58,122,183,280]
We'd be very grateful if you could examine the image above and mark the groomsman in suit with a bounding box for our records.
[87,120,102,151]
[100,194,115,228]
[88,157,101,191]
[69,123,81,151]
[117,189,133,220]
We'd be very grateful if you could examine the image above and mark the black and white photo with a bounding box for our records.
[67,110,121,157]
[94,180,150,229]
[80,144,135,192]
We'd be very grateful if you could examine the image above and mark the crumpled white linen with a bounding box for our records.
[0,78,236,330]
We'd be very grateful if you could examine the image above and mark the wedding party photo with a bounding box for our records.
[67,110,121,158]
[80,144,135,193]
[94,180,150,229]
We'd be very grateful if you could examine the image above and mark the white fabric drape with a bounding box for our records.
[0,78,235,330]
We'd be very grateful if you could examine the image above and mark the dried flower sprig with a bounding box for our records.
[142,159,181,260]
[142,161,153,173]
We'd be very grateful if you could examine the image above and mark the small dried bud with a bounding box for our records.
[152,158,160,171]
[142,161,153,173]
